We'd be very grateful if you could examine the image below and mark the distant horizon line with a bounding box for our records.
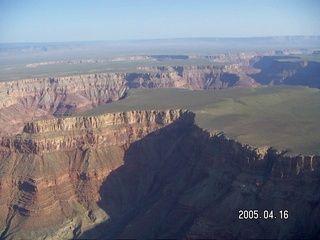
[1,35,320,45]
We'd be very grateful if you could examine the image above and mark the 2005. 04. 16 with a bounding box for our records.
[239,210,289,220]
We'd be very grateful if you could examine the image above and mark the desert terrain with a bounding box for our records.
[0,37,320,239]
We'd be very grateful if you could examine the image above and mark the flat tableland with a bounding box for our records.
[80,86,320,155]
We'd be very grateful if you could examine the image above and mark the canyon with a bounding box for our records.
[0,64,251,136]
[0,49,320,239]
[0,110,319,239]
[1,56,319,137]
[0,110,191,239]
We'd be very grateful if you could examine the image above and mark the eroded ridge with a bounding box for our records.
[1,57,319,137]
[0,65,254,136]
[0,109,194,239]
[1,109,193,154]
[0,109,319,239]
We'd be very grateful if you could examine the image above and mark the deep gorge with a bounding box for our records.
[0,110,319,239]
[1,59,319,137]
[0,58,320,239]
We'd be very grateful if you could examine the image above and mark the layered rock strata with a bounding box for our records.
[82,118,320,239]
[0,65,256,137]
[251,56,320,87]
[0,109,192,239]
[1,57,318,137]
[0,109,319,239]
[1,110,190,154]
[0,74,127,136]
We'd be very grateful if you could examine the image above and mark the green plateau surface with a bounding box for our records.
[0,58,213,82]
[79,86,320,155]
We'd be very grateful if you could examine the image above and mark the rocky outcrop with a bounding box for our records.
[1,109,191,154]
[251,56,320,87]
[0,109,193,239]
[1,55,318,137]
[80,116,320,239]
[125,65,255,89]
[0,65,256,137]
[0,74,127,136]
[0,74,127,111]
[0,109,319,239]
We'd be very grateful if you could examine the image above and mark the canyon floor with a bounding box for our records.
[0,38,320,239]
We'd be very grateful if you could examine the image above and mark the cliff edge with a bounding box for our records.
[0,64,256,137]
[0,109,319,239]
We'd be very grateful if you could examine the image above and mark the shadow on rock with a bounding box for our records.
[80,111,320,239]
[80,112,216,239]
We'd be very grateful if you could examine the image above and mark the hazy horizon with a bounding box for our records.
[1,35,320,45]
[1,0,320,43]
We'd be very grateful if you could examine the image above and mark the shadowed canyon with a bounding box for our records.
[1,110,320,239]
[0,42,320,239]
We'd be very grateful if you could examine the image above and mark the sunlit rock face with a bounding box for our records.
[0,110,193,239]
[0,109,319,239]
[0,55,319,239]
[1,58,318,137]
[0,65,256,137]
[0,74,128,136]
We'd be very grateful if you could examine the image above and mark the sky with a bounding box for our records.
[0,0,319,43]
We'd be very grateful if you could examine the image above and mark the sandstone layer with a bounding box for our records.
[1,57,319,137]
[84,118,320,239]
[0,55,319,239]
[0,64,258,137]
[0,109,192,239]
[0,109,319,239]
[0,74,127,136]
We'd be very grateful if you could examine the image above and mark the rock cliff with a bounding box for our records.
[0,109,319,239]
[1,57,318,137]
[0,74,127,136]
[0,65,256,137]
[0,109,193,239]
[1,109,190,154]
[251,56,320,87]
[82,119,320,239]
[134,65,258,89]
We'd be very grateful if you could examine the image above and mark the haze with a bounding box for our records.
[1,0,320,239]
[1,0,320,43]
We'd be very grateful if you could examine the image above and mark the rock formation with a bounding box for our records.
[0,74,127,136]
[0,109,319,239]
[251,56,320,87]
[81,121,320,239]
[0,109,192,239]
[0,54,319,238]
[1,56,318,137]
[2,110,190,154]
[0,65,256,137]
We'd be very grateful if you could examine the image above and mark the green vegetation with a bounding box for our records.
[0,57,214,82]
[79,86,320,155]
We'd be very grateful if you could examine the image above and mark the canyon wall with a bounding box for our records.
[0,110,319,239]
[0,58,319,238]
[1,58,318,137]
[0,74,127,136]
[0,65,255,137]
[0,109,193,239]
[251,56,320,87]
[82,118,320,239]
[1,109,191,154]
